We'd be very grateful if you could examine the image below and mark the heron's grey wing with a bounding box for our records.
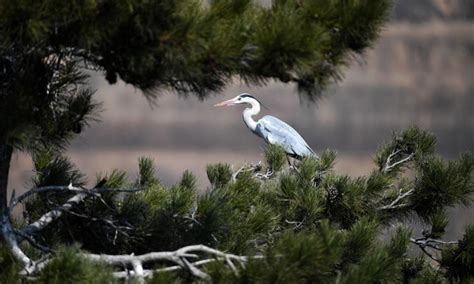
[256,115,315,157]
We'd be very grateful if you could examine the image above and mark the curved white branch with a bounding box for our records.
[378,189,414,211]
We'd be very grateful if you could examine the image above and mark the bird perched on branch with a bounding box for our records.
[214,93,317,159]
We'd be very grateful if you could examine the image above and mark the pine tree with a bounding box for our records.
[1,128,472,282]
[0,0,391,211]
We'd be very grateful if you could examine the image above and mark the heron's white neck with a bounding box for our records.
[242,100,260,132]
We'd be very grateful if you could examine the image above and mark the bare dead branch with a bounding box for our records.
[378,188,414,211]
[410,237,458,264]
[233,161,274,181]
[410,237,458,250]
[131,259,145,283]
[285,217,306,230]
[111,255,265,279]
[383,149,401,172]
[424,238,458,245]
[81,244,265,281]
[20,192,89,238]
[255,169,274,180]
[381,149,414,174]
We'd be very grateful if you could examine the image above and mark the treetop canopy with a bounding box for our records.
[0,0,391,98]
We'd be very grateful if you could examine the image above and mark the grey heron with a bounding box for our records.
[214,93,317,159]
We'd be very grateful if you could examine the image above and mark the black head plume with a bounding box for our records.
[239,93,269,110]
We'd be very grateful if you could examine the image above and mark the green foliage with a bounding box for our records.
[427,209,449,239]
[412,153,474,218]
[147,271,183,284]
[207,225,346,283]
[441,225,474,281]
[0,245,21,284]
[376,127,437,175]
[179,170,197,191]
[278,173,325,228]
[264,225,345,282]
[341,227,410,283]
[0,48,100,151]
[102,169,128,189]
[32,149,87,187]
[316,150,337,172]
[264,144,287,172]
[25,150,86,224]
[341,218,379,265]
[9,129,474,282]
[137,156,160,187]
[342,247,399,283]
[206,163,232,189]
[401,256,443,284]
[38,245,114,283]
[386,226,411,258]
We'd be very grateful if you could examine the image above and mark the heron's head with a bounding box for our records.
[213,93,261,107]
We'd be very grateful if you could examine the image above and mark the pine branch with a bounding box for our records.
[410,237,458,251]
[3,210,264,280]
[1,181,263,281]
[410,236,458,265]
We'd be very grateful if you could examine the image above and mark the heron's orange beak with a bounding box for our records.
[213,98,236,107]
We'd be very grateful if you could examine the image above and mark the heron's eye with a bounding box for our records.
[238,97,242,101]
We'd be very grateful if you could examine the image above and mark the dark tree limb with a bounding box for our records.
[0,143,13,213]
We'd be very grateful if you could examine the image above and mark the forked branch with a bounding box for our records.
[83,244,265,280]
[410,236,458,264]
[378,188,414,211]
[381,148,415,174]
[233,161,274,181]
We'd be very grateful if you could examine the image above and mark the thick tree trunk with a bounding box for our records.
[0,143,13,213]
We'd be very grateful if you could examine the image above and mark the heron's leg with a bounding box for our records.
[287,156,294,168]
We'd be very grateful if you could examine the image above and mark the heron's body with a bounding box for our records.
[215,93,317,159]
[254,115,315,158]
